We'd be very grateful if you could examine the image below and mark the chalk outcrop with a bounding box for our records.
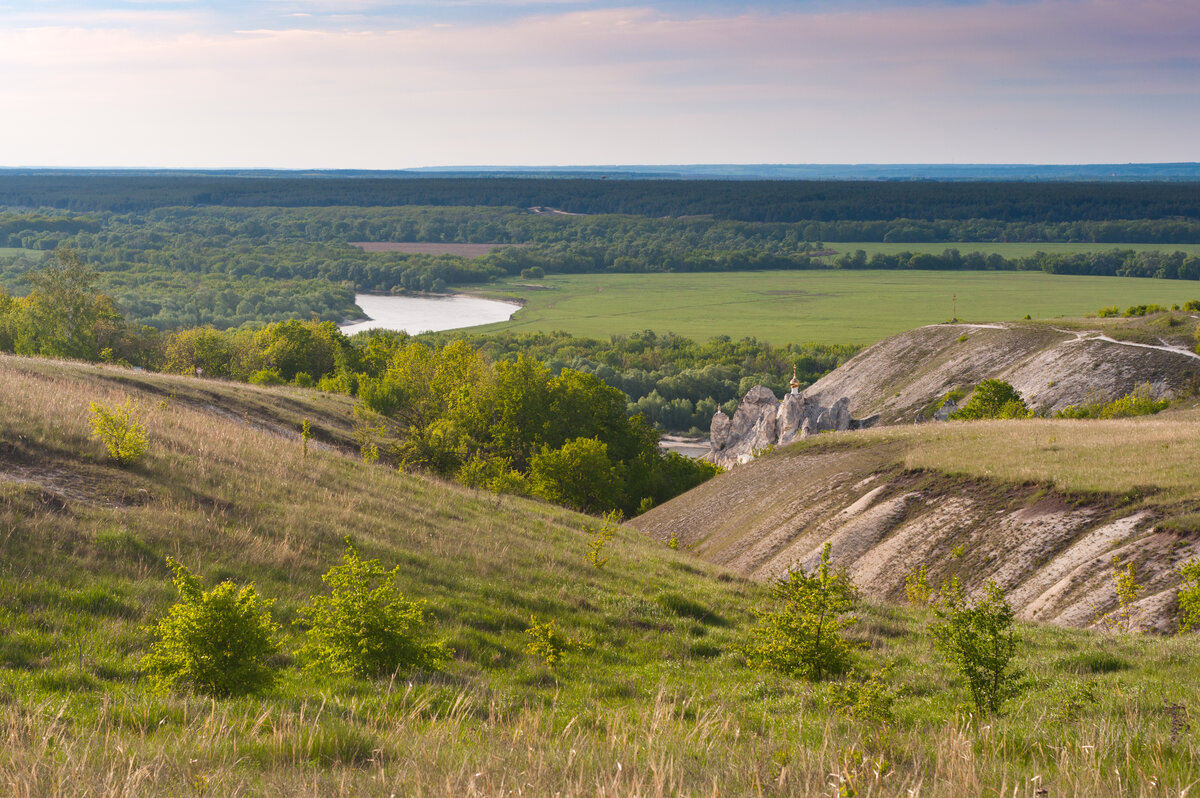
[707,388,865,467]
[802,321,1200,426]
[708,319,1200,467]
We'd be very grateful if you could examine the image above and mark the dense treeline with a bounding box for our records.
[836,247,1200,280]
[2,174,1199,224]
[4,207,1200,332]
[436,330,859,432]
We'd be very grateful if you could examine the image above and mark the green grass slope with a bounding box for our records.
[2,354,1200,795]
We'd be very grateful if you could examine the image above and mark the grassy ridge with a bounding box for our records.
[3,354,1200,795]
[474,270,1200,345]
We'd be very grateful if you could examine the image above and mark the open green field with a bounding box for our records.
[474,270,1200,346]
[814,241,1200,262]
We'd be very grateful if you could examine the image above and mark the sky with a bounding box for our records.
[0,0,1197,168]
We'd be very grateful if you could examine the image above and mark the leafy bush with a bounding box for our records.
[1056,383,1168,419]
[297,541,451,678]
[88,398,148,465]
[1177,560,1200,633]
[929,578,1021,713]
[524,616,586,667]
[905,565,933,606]
[1097,305,1120,317]
[949,379,1031,420]
[743,542,859,681]
[248,368,285,386]
[1106,556,1142,632]
[529,437,625,514]
[139,558,280,697]
[828,667,898,723]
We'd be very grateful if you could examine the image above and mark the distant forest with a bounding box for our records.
[2,203,1200,330]
[2,174,1200,225]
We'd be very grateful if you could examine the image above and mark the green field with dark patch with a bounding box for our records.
[473,270,1200,345]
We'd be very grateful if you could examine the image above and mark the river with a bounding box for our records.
[339,293,520,335]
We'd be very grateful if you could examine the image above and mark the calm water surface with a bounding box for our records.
[340,294,519,335]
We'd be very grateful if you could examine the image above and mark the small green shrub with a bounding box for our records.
[1178,560,1200,633]
[743,542,860,681]
[524,616,586,667]
[930,578,1021,713]
[249,369,285,386]
[296,541,451,678]
[1056,383,1169,419]
[949,380,1031,420]
[1097,305,1120,318]
[1107,556,1142,632]
[1124,303,1167,317]
[300,419,312,459]
[139,558,280,697]
[828,666,898,723]
[585,510,621,569]
[88,398,148,465]
[905,565,933,606]
[1047,677,1101,724]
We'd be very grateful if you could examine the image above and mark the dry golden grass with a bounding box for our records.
[842,408,1200,503]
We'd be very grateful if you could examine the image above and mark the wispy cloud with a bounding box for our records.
[0,0,1196,166]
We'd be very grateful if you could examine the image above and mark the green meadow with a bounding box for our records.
[473,270,1200,345]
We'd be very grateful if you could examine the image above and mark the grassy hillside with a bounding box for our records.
[472,271,1200,345]
[3,354,1200,795]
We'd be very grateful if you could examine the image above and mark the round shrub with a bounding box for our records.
[297,541,451,678]
[139,559,280,697]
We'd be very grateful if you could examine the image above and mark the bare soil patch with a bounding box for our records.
[349,242,526,257]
